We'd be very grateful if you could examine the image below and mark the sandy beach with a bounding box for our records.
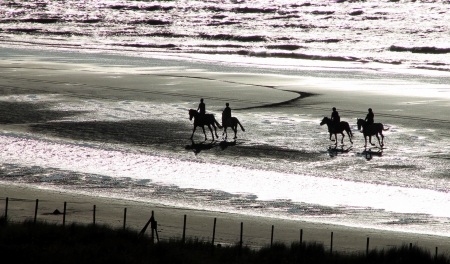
[2,183,450,254]
[1,50,450,255]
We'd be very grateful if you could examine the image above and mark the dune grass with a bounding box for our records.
[0,216,449,264]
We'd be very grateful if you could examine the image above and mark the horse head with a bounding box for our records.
[320,117,329,126]
[356,119,365,130]
[189,109,197,121]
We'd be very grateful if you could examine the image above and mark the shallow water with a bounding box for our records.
[1,0,450,71]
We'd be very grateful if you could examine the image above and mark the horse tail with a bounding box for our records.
[237,119,245,132]
[214,117,222,129]
[346,123,353,138]
[382,125,390,131]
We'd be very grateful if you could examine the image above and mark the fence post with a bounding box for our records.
[366,237,369,256]
[123,208,127,230]
[63,202,67,226]
[34,199,39,224]
[4,197,8,221]
[182,214,187,244]
[151,211,155,244]
[93,205,96,226]
[270,225,274,248]
[330,232,333,254]
[212,218,217,246]
[239,222,243,254]
[300,229,303,245]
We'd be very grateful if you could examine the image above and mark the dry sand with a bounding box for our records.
[1,56,450,255]
[2,183,450,255]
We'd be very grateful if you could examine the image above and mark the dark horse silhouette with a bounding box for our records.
[320,117,353,145]
[222,117,245,139]
[189,109,222,140]
[357,119,389,148]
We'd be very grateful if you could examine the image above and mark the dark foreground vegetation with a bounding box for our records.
[0,216,449,264]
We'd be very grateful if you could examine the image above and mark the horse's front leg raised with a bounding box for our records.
[329,133,335,141]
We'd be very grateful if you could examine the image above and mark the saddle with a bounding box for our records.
[222,117,232,127]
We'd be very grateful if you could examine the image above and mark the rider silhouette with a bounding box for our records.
[364,108,374,132]
[331,107,340,133]
[222,103,231,126]
[197,98,205,114]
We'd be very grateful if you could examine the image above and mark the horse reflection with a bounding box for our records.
[358,148,383,160]
[327,145,353,157]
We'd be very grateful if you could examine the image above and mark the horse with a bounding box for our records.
[222,117,245,139]
[357,119,389,148]
[320,117,353,145]
[189,109,222,140]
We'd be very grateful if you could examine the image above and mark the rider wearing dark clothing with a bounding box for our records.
[331,107,340,132]
[197,98,205,115]
[222,103,231,126]
[364,108,374,132]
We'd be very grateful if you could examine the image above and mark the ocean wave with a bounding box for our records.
[199,34,267,42]
[390,45,450,54]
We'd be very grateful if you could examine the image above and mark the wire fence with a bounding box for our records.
[0,196,445,258]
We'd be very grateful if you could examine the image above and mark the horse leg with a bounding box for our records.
[201,126,207,140]
[369,136,375,146]
[233,125,238,139]
[190,126,197,140]
[376,133,382,147]
[329,133,334,141]
[340,133,345,144]
[364,135,368,148]
[212,124,219,139]
[380,132,384,147]
[223,127,228,139]
[207,125,215,140]
[347,131,353,144]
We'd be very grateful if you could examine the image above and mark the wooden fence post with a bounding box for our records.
[300,229,303,245]
[4,197,8,221]
[123,208,127,230]
[34,199,39,224]
[330,232,333,254]
[366,237,369,256]
[93,205,96,226]
[182,214,187,244]
[151,211,155,244]
[212,218,217,246]
[239,222,243,253]
[270,225,274,248]
[63,202,67,226]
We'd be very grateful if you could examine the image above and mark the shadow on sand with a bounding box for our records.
[185,140,239,155]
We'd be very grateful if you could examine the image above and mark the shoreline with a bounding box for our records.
[2,183,450,254]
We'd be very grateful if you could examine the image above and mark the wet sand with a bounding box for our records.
[1,55,450,254]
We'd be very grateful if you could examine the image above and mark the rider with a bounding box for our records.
[330,107,340,133]
[364,108,374,132]
[197,98,206,116]
[222,103,231,126]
